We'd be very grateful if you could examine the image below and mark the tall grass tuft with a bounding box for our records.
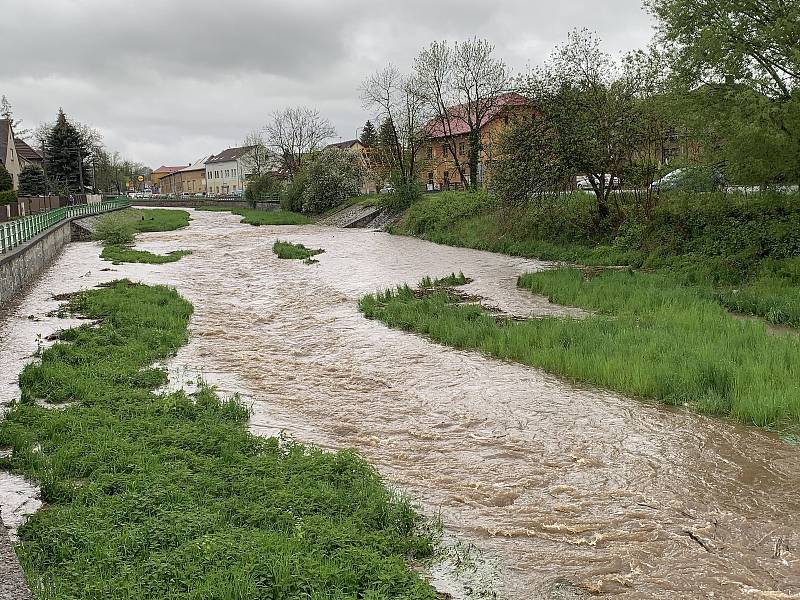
[95,209,192,265]
[360,270,800,431]
[272,240,324,260]
[197,206,310,225]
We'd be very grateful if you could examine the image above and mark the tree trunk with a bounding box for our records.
[468,130,480,191]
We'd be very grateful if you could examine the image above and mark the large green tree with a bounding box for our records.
[510,30,663,219]
[45,109,93,193]
[647,0,800,185]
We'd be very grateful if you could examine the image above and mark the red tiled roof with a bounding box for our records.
[205,146,256,164]
[15,138,43,162]
[152,165,185,174]
[426,92,533,139]
[327,139,361,150]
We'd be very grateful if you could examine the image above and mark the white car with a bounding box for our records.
[576,174,620,190]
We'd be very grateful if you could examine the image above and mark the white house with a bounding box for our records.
[204,146,257,195]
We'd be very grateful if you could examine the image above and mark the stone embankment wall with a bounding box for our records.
[0,213,108,307]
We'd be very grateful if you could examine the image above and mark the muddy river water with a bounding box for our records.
[1,209,798,599]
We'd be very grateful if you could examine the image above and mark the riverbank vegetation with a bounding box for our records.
[272,240,324,261]
[0,280,437,598]
[95,208,192,265]
[197,206,309,226]
[392,190,800,328]
[360,272,800,433]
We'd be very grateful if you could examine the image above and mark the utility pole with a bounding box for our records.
[77,147,85,194]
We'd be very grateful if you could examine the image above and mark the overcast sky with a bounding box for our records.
[1,0,655,168]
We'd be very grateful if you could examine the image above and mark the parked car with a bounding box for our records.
[194,193,205,198]
[231,189,244,198]
[650,167,725,192]
[576,174,620,191]
[379,183,395,194]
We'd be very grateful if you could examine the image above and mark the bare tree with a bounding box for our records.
[264,107,335,175]
[414,38,512,190]
[240,130,275,177]
[361,64,429,197]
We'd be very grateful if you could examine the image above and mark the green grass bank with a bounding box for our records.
[0,280,437,599]
[360,272,800,434]
[95,208,192,264]
[197,206,310,226]
[391,191,800,328]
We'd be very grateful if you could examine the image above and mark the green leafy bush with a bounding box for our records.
[0,189,17,205]
[301,147,363,214]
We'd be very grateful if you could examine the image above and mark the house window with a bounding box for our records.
[443,171,450,186]
[503,115,510,125]
[459,142,465,155]
[426,146,433,159]
[441,145,447,157]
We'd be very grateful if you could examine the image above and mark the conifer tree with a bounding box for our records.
[360,120,378,147]
[45,109,92,193]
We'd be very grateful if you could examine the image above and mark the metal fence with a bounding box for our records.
[0,199,130,255]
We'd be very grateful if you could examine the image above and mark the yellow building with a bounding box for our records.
[151,165,185,192]
[421,92,536,190]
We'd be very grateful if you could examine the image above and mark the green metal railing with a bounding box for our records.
[0,199,130,255]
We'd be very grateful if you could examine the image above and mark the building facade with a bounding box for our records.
[421,92,536,190]
[151,165,185,193]
[0,119,22,189]
[159,157,210,195]
[205,146,256,195]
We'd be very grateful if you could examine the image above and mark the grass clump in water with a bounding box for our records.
[273,240,324,260]
[420,272,473,288]
[198,206,310,226]
[95,208,192,265]
[360,270,800,432]
[0,280,437,599]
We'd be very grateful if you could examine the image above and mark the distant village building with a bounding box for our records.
[159,157,211,195]
[0,119,22,189]
[205,146,256,195]
[151,165,185,193]
[422,92,535,190]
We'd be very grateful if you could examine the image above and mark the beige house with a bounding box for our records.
[0,119,22,189]
[160,157,210,195]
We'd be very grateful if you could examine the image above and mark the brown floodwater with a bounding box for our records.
[1,209,798,598]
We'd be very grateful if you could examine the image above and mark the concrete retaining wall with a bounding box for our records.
[0,220,72,307]
[0,208,122,308]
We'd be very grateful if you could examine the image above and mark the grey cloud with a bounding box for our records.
[2,0,654,167]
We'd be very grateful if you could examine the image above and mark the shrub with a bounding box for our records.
[301,147,363,214]
[93,216,136,246]
[0,164,12,191]
[18,165,47,196]
[281,169,307,213]
[244,173,280,207]
[0,189,17,205]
